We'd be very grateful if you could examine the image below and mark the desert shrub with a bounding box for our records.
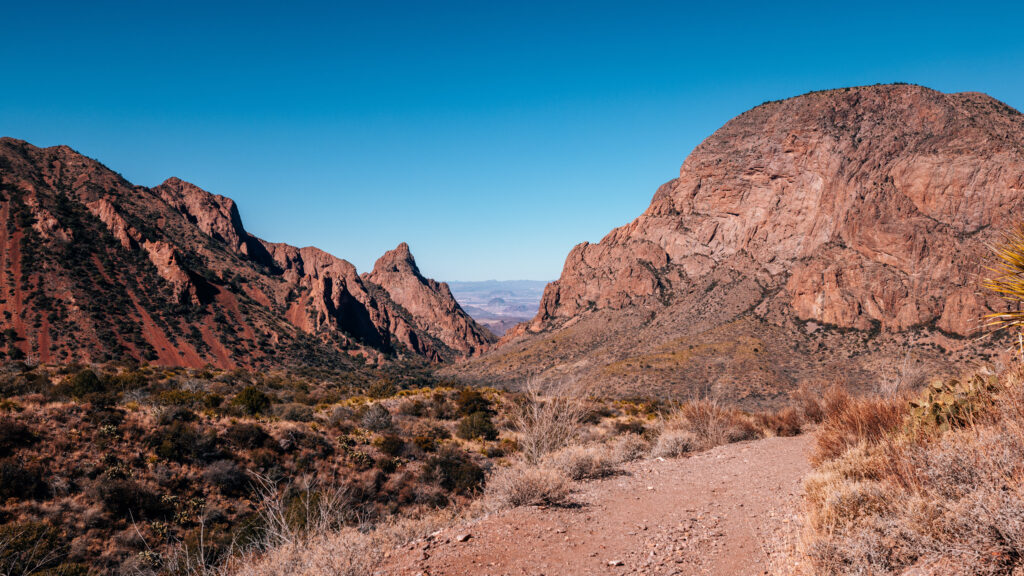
[96,478,169,520]
[366,378,396,399]
[108,370,148,391]
[222,527,381,576]
[374,434,405,456]
[275,403,314,422]
[511,384,587,463]
[800,365,1024,575]
[360,403,392,432]
[613,419,646,436]
[398,398,426,417]
[653,430,698,458]
[0,521,70,576]
[151,421,221,463]
[429,392,456,420]
[87,406,125,428]
[57,369,105,399]
[376,457,398,474]
[232,386,272,415]
[613,433,649,462]
[0,420,35,456]
[329,405,354,428]
[412,435,437,453]
[157,405,197,425]
[0,371,50,397]
[0,457,50,500]
[225,422,273,450]
[757,406,803,437]
[423,446,484,495]
[275,426,332,458]
[455,388,492,416]
[204,460,249,496]
[545,445,618,480]
[485,464,571,508]
[456,411,499,441]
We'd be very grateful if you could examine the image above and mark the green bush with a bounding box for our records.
[231,386,272,415]
[424,446,485,495]
[224,423,273,450]
[456,389,492,416]
[56,369,106,400]
[0,521,72,575]
[96,479,169,520]
[456,411,498,441]
[374,434,405,456]
[0,420,35,456]
[150,421,221,463]
[0,458,50,500]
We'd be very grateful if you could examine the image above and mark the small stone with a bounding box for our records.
[455,533,472,542]
[608,560,624,567]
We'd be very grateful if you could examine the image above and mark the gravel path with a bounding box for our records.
[388,434,812,575]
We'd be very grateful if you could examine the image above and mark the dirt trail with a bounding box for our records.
[390,434,812,576]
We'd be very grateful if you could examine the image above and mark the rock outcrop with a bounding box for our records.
[364,243,493,356]
[456,85,1024,405]
[0,137,494,367]
[533,85,1024,336]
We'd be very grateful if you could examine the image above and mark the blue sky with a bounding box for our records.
[2,1,1023,280]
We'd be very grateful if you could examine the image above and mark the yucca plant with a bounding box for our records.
[983,225,1024,355]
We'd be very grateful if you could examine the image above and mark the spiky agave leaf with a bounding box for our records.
[983,224,1024,331]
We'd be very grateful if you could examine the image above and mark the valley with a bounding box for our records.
[447,280,548,337]
[3,83,1024,576]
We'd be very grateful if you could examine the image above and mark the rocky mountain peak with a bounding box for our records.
[456,84,1024,402]
[528,84,1024,337]
[372,242,420,276]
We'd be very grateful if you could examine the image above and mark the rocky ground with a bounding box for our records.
[387,433,812,576]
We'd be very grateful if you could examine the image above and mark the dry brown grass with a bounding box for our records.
[801,366,1024,575]
[810,387,907,466]
[757,406,804,438]
[662,398,761,450]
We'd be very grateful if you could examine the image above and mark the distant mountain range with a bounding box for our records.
[447,280,548,336]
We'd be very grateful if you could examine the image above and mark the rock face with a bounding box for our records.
[364,243,493,357]
[454,85,1024,405]
[0,137,494,368]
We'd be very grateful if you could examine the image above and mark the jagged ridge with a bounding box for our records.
[0,137,495,368]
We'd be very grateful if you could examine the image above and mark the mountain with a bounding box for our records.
[449,84,1024,406]
[0,138,494,368]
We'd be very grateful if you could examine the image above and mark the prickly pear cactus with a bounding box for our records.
[908,374,997,431]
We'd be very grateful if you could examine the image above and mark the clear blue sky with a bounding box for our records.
[2,1,1023,280]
